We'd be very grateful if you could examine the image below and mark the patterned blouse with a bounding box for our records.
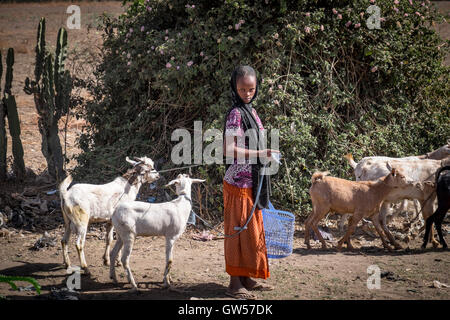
[224,107,265,188]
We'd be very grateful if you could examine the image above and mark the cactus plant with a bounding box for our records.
[0,48,25,181]
[24,17,72,182]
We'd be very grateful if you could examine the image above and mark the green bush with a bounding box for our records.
[72,0,449,221]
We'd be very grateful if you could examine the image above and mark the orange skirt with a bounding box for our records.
[223,180,269,279]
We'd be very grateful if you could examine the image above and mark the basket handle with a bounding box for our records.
[268,201,275,211]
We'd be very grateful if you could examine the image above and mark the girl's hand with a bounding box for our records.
[258,149,280,159]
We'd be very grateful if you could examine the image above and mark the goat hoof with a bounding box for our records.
[110,274,118,283]
[83,268,91,276]
[103,259,110,266]
[128,287,140,294]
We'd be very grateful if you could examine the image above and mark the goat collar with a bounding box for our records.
[179,193,192,203]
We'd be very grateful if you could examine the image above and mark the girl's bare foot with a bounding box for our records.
[240,276,274,291]
[226,276,257,299]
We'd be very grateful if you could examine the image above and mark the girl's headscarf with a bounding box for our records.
[229,65,259,111]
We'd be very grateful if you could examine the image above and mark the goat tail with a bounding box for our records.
[311,171,330,184]
[59,174,73,203]
[436,165,450,184]
[344,153,357,169]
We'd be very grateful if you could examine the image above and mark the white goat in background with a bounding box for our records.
[59,156,160,275]
[109,174,205,292]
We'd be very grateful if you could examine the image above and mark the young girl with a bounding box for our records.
[223,65,279,299]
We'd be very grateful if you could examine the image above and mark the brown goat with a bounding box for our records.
[305,164,418,251]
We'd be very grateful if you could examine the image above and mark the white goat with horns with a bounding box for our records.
[59,156,160,275]
[109,174,205,292]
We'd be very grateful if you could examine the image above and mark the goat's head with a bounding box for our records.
[426,144,450,160]
[125,156,160,183]
[165,173,205,196]
[413,181,436,192]
[384,162,409,187]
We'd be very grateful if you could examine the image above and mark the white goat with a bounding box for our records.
[59,156,160,274]
[109,174,205,291]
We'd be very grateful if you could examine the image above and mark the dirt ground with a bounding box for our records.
[0,217,449,300]
[0,1,449,301]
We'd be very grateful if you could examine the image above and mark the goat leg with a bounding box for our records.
[75,228,90,275]
[370,215,393,252]
[429,205,449,249]
[103,222,114,266]
[421,213,434,249]
[163,237,176,288]
[338,214,361,251]
[304,215,312,249]
[435,220,447,249]
[121,235,138,292]
[109,236,123,284]
[308,215,328,249]
[61,213,72,269]
[379,211,402,250]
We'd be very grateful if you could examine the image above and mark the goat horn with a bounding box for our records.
[126,157,140,166]
[190,178,206,183]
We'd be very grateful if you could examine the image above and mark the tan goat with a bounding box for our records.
[305,163,418,251]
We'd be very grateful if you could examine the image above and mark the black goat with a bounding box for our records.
[422,166,450,249]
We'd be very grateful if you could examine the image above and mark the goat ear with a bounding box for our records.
[126,156,140,166]
[191,178,206,183]
[136,156,149,165]
[165,179,179,187]
[385,161,393,172]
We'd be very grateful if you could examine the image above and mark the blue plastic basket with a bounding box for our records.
[262,202,295,259]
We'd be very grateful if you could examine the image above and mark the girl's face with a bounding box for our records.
[236,75,257,104]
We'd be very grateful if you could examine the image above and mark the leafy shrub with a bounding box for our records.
[72,0,449,220]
